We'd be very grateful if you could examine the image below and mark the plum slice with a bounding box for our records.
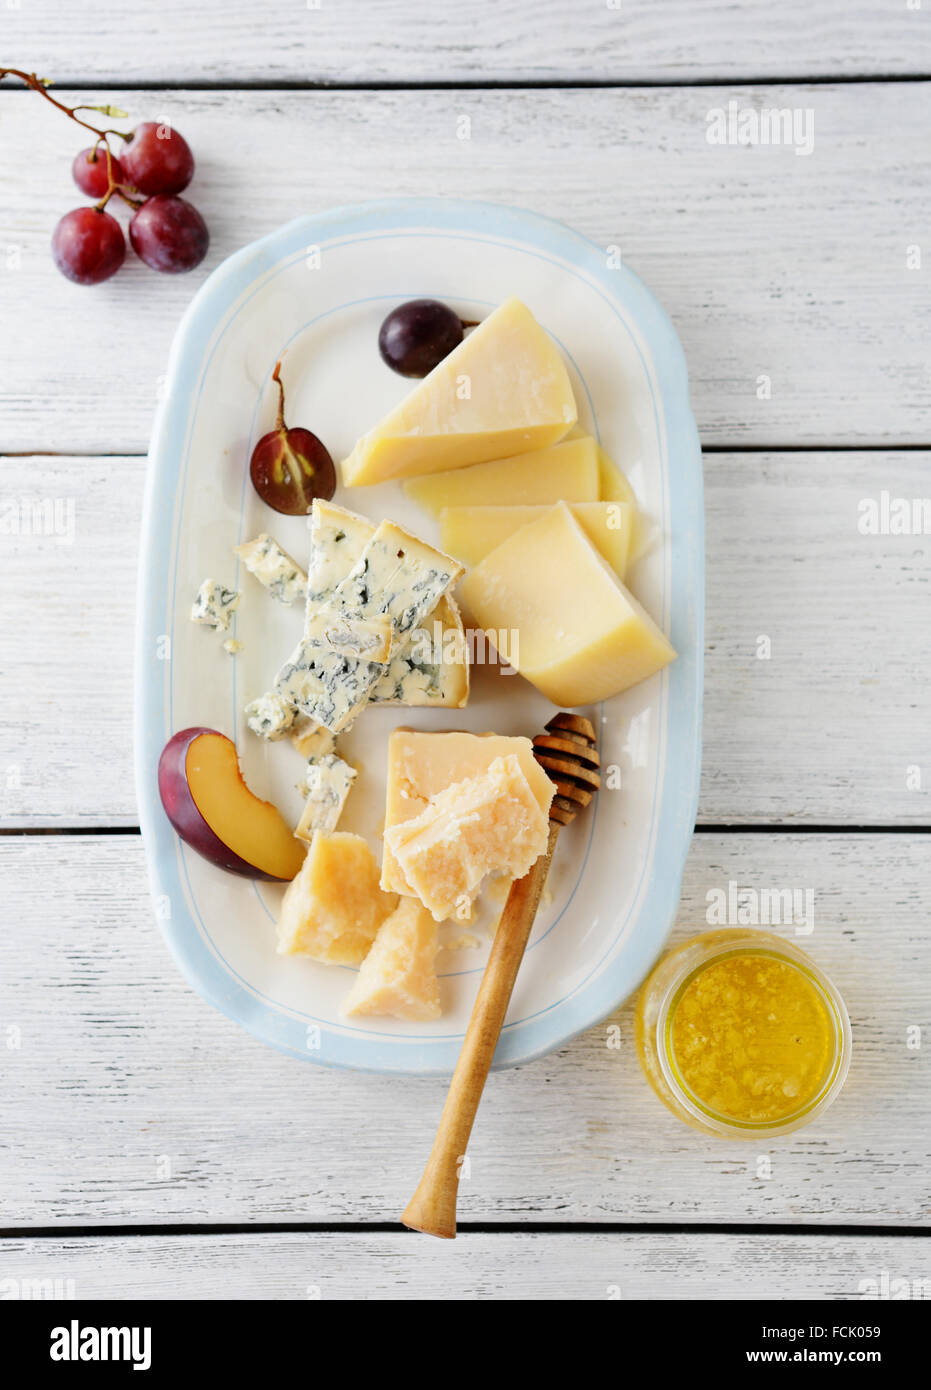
[158,727,305,881]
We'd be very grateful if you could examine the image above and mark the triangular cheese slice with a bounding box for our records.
[341,897,441,1020]
[341,298,577,486]
[405,436,599,516]
[440,500,633,577]
[458,501,676,706]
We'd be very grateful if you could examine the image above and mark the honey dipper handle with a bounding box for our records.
[401,822,560,1239]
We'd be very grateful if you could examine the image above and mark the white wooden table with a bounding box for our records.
[1,2,930,1301]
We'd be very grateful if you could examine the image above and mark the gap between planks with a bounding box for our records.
[4,825,931,837]
[2,1221,930,1240]
[8,443,931,458]
[2,77,931,93]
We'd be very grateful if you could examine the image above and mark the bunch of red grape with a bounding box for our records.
[54,121,209,286]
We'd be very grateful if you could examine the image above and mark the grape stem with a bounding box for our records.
[0,68,130,141]
[0,67,144,209]
[271,359,288,432]
[270,360,309,493]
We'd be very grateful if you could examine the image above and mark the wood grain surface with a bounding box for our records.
[2,2,929,1301]
[2,451,929,828]
[1,832,927,1229]
[4,1,928,84]
[1,1230,928,1300]
[1,85,929,452]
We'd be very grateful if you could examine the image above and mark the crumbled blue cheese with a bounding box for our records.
[291,723,337,760]
[223,638,244,656]
[281,518,464,731]
[294,754,357,841]
[245,690,299,740]
[191,579,241,631]
[234,534,307,606]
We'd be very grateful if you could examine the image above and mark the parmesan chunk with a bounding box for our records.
[342,897,441,1021]
[384,754,552,922]
[277,831,397,964]
[381,729,554,896]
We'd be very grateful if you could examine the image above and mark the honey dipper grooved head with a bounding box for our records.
[532,713,600,826]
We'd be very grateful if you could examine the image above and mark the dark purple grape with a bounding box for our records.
[121,121,194,196]
[250,362,336,515]
[129,195,209,273]
[378,298,465,377]
[51,206,126,285]
[72,146,124,199]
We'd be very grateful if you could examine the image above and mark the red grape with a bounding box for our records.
[121,121,194,196]
[129,195,209,273]
[72,145,124,199]
[251,426,336,515]
[51,207,126,285]
[250,362,336,514]
[378,298,464,376]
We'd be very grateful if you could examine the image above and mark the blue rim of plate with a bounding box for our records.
[134,197,704,1076]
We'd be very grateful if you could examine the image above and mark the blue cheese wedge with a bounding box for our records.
[334,520,464,648]
[303,606,393,663]
[191,579,241,631]
[301,500,469,714]
[305,499,373,608]
[245,690,299,740]
[294,753,357,841]
[235,534,307,605]
[274,641,382,733]
[370,593,469,708]
[283,517,464,731]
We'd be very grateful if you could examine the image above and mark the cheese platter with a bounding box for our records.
[134,197,703,1074]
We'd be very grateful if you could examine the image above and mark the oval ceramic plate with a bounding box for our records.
[135,198,703,1075]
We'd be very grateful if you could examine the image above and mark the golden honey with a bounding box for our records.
[635,930,851,1138]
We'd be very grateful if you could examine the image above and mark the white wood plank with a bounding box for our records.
[4,1,928,84]
[1,85,929,452]
[701,451,931,825]
[0,457,136,828]
[1,831,927,1227]
[3,451,930,829]
[0,1230,927,1300]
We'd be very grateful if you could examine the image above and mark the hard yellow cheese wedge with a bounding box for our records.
[458,501,676,706]
[385,754,552,922]
[405,436,598,517]
[565,425,649,555]
[342,298,577,486]
[564,424,638,509]
[341,897,441,1021]
[596,447,657,561]
[597,447,637,509]
[441,500,633,577]
[381,729,554,896]
[277,830,398,964]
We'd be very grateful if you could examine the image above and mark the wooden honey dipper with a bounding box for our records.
[401,712,600,1239]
